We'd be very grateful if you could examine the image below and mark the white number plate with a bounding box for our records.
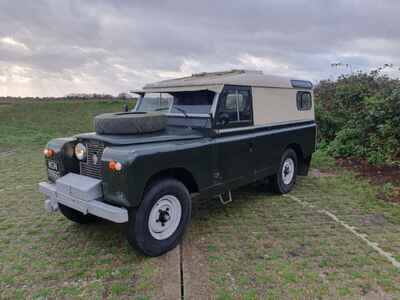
[47,160,58,171]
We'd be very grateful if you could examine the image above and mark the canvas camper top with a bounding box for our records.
[132,70,313,94]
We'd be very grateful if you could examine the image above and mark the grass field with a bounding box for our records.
[1,101,400,299]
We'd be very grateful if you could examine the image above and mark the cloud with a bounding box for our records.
[0,0,399,96]
[0,37,29,51]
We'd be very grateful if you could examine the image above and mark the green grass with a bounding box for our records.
[310,148,337,170]
[189,176,400,299]
[0,100,127,148]
[1,101,400,299]
[0,101,158,299]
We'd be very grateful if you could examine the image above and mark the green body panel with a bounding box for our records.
[45,121,316,208]
[101,135,216,207]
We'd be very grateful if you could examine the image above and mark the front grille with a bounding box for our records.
[80,141,105,179]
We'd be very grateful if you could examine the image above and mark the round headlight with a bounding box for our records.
[74,143,87,160]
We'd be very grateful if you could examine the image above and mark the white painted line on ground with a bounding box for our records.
[284,194,400,269]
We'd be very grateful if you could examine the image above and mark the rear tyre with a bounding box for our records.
[271,148,298,194]
[59,204,99,224]
[127,178,192,257]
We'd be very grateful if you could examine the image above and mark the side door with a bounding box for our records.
[213,85,255,189]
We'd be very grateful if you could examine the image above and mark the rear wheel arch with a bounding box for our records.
[285,143,310,175]
[286,143,303,161]
[271,148,298,194]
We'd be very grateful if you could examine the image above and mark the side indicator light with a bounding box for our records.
[108,160,122,171]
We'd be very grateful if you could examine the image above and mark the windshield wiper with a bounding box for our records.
[173,106,189,118]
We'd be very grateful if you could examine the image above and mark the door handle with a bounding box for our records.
[249,142,254,153]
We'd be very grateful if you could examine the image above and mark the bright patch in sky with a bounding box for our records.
[0,37,29,51]
[0,1,399,96]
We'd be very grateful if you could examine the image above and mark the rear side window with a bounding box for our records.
[297,91,312,111]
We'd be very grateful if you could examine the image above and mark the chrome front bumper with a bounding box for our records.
[38,173,128,223]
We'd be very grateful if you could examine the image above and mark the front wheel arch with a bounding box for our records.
[143,167,199,195]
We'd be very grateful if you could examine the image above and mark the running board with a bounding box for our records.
[218,190,232,205]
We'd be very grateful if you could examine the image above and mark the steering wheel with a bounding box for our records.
[218,112,230,126]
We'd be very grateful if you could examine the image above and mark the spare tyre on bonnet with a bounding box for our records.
[94,112,166,135]
[38,69,316,257]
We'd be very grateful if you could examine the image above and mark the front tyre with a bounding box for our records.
[127,179,192,257]
[271,148,298,194]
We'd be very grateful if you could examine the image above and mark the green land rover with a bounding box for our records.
[38,70,316,256]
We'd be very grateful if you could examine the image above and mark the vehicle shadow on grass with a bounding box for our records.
[52,179,274,260]
[191,181,275,218]
[59,181,275,258]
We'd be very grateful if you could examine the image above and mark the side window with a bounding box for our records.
[297,91,312,111]
[216,87,253,128]
[224,94,237,112]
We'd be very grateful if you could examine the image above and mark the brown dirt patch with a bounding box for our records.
[361,214,387,226]
[182,235,210,300]
[336,157,400,203]
[310,168,337,178]
[151,247,181,300]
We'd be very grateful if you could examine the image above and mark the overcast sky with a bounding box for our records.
[1,0,399,97]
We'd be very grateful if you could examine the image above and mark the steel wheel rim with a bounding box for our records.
[282,157,295,185]
[148,195,182,240]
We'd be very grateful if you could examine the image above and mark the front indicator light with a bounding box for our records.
[43,148,55,158]
[109,160,122,171]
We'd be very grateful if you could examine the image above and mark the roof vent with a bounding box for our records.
[290,80,313,89]
[191,69,263,77]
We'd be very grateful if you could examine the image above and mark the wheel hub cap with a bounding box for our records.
[282,158,295,185]
[148,195,182,240]
[157,209,171,226]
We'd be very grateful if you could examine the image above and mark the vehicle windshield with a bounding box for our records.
[135,90,215,115]
[135,93,173,112]
[170,90,214,115]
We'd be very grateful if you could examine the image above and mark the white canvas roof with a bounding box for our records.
[131,70,312,94]
[145,69,302,89]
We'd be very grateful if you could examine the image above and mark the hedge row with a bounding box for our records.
[314,71,400,165]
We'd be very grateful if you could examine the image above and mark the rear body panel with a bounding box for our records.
[103,120,316,207]
[211,120,316,194]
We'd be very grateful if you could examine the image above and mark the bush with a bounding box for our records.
[327,127,366,157]
[315,71,400,165]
